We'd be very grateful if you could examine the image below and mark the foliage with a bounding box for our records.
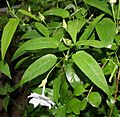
[0,0,120,116]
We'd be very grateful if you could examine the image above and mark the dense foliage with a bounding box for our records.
[0,0,120,116]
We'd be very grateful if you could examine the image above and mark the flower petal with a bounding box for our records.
[29,98,40,108]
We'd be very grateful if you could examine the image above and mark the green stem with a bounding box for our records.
[117,0,120,27]
[111,3,116,24]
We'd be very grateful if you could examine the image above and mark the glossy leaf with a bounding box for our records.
[12,37,59,60]
[84,0,112,15]
[88,92,102,108]
[1,18,19,60]
[18,9,38,21]
[35,22,49,37]
[43,8,69,18]
[72,51,110,96]
[79,14,104,40]
[20,54,57,85]
[96,18,116,44]
[0,61,11,79]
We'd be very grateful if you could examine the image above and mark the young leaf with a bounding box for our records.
[20,54,57,85]
[35,22,49,37]
[1,18,19,60]
[18,9,39,21]
[83,0,112,15]
[72,51,110,96]
[55,105,66,117]
[79,14,104,40]
[0,61,12,79]
[96,18,116,44]
[88,92,102,108]
[12,37,59,60]
[43,8,69,18]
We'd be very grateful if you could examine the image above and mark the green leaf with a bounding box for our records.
[1,18,19,60]
[20,54,57,85]
[67,19,86,43]
[79,14,104,40]
[2,96,10,112]
[83,0,112,15]
[35,22,49,37]
[76,40,111,48]
[0,61,11,79]
[12,37,59,60]
[53,73,63,103]
[96,18,116,44]
[72,51,110,96]
[67,20,79,43]
[88,92,102,108]
[43,8,69,18]
[55,105,66,117]
[18,9,39,21]
[21,29,41,39]
[0,87,6,95]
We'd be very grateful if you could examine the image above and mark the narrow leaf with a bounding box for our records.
[96,18,116,44]
[20,54,57,85]
[76,40,111,48]
[2,96,10,112]
[84,0,112,15]
[43,8,69,18]
[35,22,49,37]
[72,51,110,96]
[12,37,59,60]
[79,14,104,40]
[0,61,11,79]
[18,9,38,21]
[1,18,19,60]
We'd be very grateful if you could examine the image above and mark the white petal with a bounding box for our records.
[39,100,52,109]
[29,98,40,108]
[28,93,41,98]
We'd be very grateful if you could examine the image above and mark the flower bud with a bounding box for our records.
[109,0,117,4]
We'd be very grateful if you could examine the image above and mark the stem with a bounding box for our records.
[111,3,116,24]
[109,67,120,117]
[117,0,120,27]
[86,85,94,99]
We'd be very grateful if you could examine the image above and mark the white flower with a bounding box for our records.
[28,93,55,109]
[109,0,117,4]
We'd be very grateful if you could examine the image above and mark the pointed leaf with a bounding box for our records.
[0,61,11,79]
[96,18,116,44]
[72,51,110,96]
[84,0,112,15]
[35,22,49,37]
[76,40,111,48]
[1,18,19,60]
[12,37,59,60]
[2,96,10,112]
[18,9,39,21]
[79,14,104,40]
[20,54,57,85]
[43,8,69,18]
